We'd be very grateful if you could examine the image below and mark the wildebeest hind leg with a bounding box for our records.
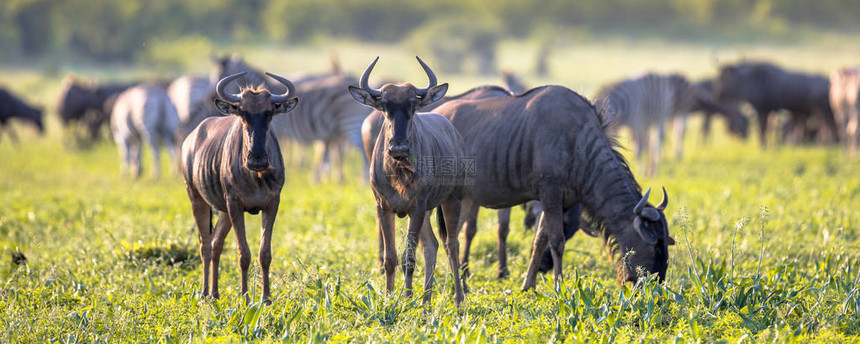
[226,201,252,303]
[458,198,479,285]
[496,207,512,279]
[522,188,564,291]
[189,192,212,298]
[209,211,232,299]
[440,199,464,306]
[418,215,438,305]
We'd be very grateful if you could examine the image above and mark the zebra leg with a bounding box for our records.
[649,125,665,176]
[314,140,331,184]
[848,106,859,157]
[146,132,161,179]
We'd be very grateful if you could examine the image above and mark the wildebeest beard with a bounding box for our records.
[382,153,418,199]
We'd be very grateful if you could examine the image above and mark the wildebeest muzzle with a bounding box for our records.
[387,142,410,160]
[246,153,269,172]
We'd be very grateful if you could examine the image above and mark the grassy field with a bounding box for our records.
[1,40,859,342]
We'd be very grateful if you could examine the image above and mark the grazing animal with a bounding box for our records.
[167,75,211,137]
[0,88,44,142]
[830,67,860,157]
[350,57,467,306]
[110,84,180,178]
[432,85,675,290]
[595,73,697,176]
[181,72,298,303]
[57,76,136,141]
[714,62,839,146]
[690,79,749,141]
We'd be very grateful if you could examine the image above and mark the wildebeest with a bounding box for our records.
[432,85,675,290]
[210,54,373,183]
[57,76,137,141]
[830,66,860,157]
[595,73,697,176]
[167,75,210,137]
[690,79,749,141]
[110,84,180,178]
[714,61,839,146]
[181,72,298,303]
[350,57,467,305]
[0,87,44,142]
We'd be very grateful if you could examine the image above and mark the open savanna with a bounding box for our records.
[0,40,859,343]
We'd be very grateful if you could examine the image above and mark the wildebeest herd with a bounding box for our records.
[1,54,858,306]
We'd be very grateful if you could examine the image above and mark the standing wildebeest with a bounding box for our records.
[350,57,467,305]
[595,73,698,176]
[168,75,211,137]
[432,85,675,290]
[690,79,749,141]
[181,72,298,303]
[830,67,860,157]
[210,54,372,182]
[110,84,180,178]
[57,76,136,141]
[714,62,839,147]
[0,88,44,142]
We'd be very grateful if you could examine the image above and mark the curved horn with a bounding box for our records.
[633,187,651,216]
[656,186,668,211]
[265,72,297,103]
[216,72,245,103]
[359,56,382,98]
[415,56,437,96]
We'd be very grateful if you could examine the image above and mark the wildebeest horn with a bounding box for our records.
[265,72,296,102]
[656,186,668,211]
[359,56,382,98]
[415,56,437,97]
[216,72,245,103]
[633,187,651,216]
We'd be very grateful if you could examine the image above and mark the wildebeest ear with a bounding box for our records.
[633,216,659,245]
[348,85,381,109]
[214,98,239,115]
[666,236,676,246]
[273,97,299,115]
[418,83,448,108]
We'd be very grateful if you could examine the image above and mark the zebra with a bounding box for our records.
[830,67,860,157]
[167,74,211,138]
[594,73,697,176]
[110,84,180,178]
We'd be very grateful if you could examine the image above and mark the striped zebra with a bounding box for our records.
[167,74,210,137]
[830,67,860,157]
[594,73,697,176]
[110,84,180,178]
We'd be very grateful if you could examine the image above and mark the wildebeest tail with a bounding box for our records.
[435,206,445,238]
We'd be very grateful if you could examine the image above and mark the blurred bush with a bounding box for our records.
[141,35,214,72]
[407,15,502,75]
[0,0,858,64]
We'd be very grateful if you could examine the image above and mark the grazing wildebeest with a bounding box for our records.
[0,88,44,142]
[690,79,749,141]
[350,57,467,305]
[830,67,860,157]
[595,73,698,176]
[181,72,298,303]
[714,61,839,147]
[432,85,675,290]
[57,76,136,141]
[110,84,180,178]
[167,75,211,137]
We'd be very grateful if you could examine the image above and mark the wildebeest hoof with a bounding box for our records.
[497,269,510,279]
[262,298,273,306]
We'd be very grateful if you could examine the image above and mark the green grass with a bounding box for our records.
[0,39,859,342]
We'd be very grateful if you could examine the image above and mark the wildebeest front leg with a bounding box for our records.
[259,201,279,304]
[522,188,564,291]
[227,199,252,303]
[440,198,464,306]
[209,210,232,299]
[419,215,438,304]
[402,207,426,298]
[496,207,512,279]
[377,205,397,294]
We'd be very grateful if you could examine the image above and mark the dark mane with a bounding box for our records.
[448,85,510,99]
